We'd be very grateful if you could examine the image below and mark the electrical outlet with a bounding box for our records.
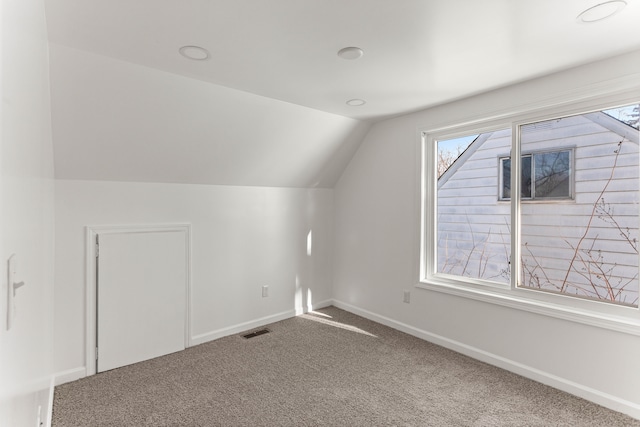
[403,290,411,304]
[262,285,269,298]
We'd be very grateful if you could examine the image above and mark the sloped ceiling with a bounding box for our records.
[49,44,370,188]
[45,0,640,188]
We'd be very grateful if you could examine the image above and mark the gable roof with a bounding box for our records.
[438,111,639,187]
[438,132,492,189]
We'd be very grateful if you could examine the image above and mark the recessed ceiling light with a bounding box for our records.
[338,47,364,60]
[577,1,627,23]
[179,45,210,61]
[346,99,366,107]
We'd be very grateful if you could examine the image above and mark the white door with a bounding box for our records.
[97,230,187,372]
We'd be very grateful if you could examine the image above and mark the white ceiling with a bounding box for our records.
[45,0,640,120]
[44,0,640,188]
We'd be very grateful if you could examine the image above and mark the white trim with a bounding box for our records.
[53,367,86,386]
[418,73,640,136]
[295,298,333,316]
[190,299,332,346]
[417,280,640,335]
[332,299,640,420]
[46,376,55,427]
[85,224,191,376]
[191,310,295,346]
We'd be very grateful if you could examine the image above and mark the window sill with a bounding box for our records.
[417,279,640,336]
[497,199,575,204]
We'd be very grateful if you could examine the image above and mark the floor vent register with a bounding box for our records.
[242,329,271,339]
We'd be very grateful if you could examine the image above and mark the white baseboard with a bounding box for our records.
[53,367,86,386]
[190,299,333,347]
[332,299,640,421]
[303,299,333,313]
[190,310,295,346]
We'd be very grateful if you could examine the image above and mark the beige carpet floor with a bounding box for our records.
[53,307,640,426]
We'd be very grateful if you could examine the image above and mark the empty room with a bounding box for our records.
[2,0,640,426]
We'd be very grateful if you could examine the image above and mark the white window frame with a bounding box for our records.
[418,93,640,337]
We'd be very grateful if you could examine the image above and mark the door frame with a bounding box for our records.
[85,224,191,376]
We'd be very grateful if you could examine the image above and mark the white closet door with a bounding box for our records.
[97,230,187,372]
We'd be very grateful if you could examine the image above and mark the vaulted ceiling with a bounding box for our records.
[45,0,640,187]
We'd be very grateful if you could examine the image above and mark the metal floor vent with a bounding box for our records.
[242,328,270,339]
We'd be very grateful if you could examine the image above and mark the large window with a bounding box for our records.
[425,103,639,309]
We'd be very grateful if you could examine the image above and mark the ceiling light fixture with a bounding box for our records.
[179,45,210,61]
[576,0,627,23]
[346,99,366,107]
[337,47,364,60]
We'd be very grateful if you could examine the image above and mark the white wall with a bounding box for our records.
[0,0,56,425]
[333,50,640,418]
[54,180,333,376]
[48,43,371,189]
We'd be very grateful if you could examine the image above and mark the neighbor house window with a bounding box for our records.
[500,149,573,200]
[425,102,639,309]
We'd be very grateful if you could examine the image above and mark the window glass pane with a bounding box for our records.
[501,155,531,199]
[533,151,570,198]
[521,155,532,198]
[436,129,511,283]
[519,105,639,306]
[502,158,511,199]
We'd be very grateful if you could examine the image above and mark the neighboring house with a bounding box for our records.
[437,110,639,306]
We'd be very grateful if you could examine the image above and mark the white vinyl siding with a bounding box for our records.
[437,129,511,283]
